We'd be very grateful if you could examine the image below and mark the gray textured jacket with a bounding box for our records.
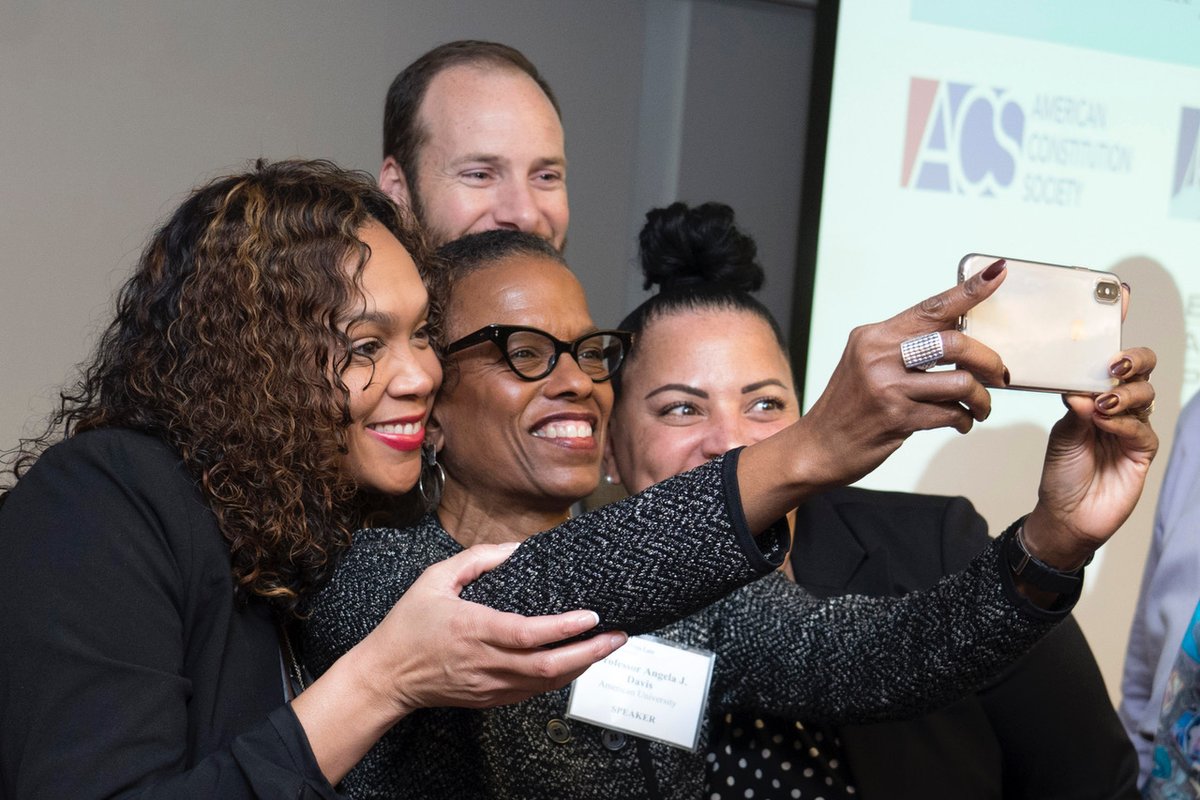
[303,453,1068,799]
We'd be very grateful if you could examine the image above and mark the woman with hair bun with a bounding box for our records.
[605,201,1141,798]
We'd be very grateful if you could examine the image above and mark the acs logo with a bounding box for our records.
[901,78,1025,196]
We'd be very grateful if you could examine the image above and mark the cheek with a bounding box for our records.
[341,428,374,482]
[594,384,614,422]
[438,379,518,457]
[542,193,569,225]
[344,367,380,421]
[629,424,707,488]
[421,186,485,240]
[440,187,490,226]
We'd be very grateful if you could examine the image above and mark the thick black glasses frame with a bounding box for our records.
[445,324,634,382]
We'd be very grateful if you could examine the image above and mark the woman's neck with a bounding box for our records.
[436,479,572,548]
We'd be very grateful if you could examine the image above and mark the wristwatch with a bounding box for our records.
[1003,521,1090,595]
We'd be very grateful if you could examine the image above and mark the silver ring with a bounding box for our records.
[900,332,945,371]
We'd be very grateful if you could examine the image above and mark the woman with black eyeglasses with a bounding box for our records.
[302,228,1158,800]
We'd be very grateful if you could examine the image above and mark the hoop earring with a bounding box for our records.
[417,442,445,509]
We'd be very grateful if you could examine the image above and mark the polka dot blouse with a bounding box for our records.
[706,710,856,800]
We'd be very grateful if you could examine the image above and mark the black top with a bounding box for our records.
[0,429,338,799]
[709,486,1138,800]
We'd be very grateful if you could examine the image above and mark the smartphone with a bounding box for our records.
[957,253,1122,394]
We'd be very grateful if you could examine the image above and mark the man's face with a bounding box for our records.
[382,65,569,249]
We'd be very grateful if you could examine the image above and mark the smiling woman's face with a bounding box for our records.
[339,222,442,496]
[433,254,612,510]
[608,307,799,494]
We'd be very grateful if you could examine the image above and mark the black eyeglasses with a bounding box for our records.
[445,324,634,382]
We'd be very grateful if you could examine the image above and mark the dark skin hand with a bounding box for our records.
[737,260,1158,606]
[739,259,1009,526]
[1023,346,1158,571]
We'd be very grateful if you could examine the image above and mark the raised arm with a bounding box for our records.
[737,259,1010,531]
[742,261,1156,595]
[709,334,1156,726]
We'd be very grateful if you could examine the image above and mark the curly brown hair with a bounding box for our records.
[2,159,443,614]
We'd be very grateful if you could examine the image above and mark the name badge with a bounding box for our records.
[565,634,715,751]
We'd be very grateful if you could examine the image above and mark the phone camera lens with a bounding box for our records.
[1095,280,1119,303]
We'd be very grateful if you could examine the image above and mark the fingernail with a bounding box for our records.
[576,610,600,628]
[497,541,520,553]
[982,258,1006,281]
[1121,282,1131,295]
[608,632,628,648]
[1002,367,1011,387]
[1110,357,1133,378]
[1096,393,1119,411]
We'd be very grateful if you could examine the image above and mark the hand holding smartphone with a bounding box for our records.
[957,253,1122,394]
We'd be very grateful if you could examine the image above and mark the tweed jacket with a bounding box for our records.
[303,457,1070,800]
[709,486,1137,799]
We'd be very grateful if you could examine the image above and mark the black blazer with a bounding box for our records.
[0,429,336,798]
[789,486,1138,799]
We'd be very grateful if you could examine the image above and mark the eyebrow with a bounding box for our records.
[645,383,708,401]
[453,154,566,170]
[742,379,787,394]
[346,310,394,327]
[454,153,506,167]
[643,378,788,402]
[341,301,430,330]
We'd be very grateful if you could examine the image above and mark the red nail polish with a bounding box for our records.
[1110,357,1132,378]
[1002,367,1011,386]
[1097,393,1119,411]
[982,259,1006,281]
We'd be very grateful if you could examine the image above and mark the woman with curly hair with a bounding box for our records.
[0,160,631,798]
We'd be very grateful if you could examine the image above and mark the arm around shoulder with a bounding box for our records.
[459,451,789,633]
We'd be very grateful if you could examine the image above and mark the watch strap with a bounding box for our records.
[1003,520,1088,595]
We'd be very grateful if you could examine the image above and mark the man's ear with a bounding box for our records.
[601,422,623,486]
[379,156,413,209]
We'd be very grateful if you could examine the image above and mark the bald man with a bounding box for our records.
[379,40,568,250]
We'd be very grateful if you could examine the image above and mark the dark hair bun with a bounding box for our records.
[638,202,763,293]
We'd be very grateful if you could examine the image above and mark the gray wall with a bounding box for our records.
[620,0,813,323]
[0,0,814,449]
